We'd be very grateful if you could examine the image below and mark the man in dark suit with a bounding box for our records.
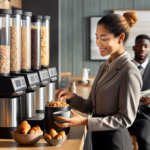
[128,34,150,150]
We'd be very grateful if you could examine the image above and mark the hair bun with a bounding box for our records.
[123,11,138,27]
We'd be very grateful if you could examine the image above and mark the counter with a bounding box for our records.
[0,83,92,150]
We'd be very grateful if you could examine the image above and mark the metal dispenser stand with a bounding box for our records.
[23,69,50,131]
[0,76,27,138]
[47,67,58,102]
[32,69,50,113]
[12,72,40,119]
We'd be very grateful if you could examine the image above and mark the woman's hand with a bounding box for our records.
[56,89,75,101]
[54,109,88,128]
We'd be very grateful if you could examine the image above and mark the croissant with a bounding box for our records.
[29,126,43,134]
[44,133,52,139]
[56,131,66,139]
[18,120,31,134]
[36,126,43,133]
[49,128,58,139]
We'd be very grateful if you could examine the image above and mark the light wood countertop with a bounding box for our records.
[71,76,95,82]
[0,79,92,150]
[0,138,82,150]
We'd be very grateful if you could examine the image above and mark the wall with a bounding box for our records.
[22,0,59,88]
[60,0,150,76]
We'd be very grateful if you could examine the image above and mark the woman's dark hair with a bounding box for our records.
[97,12,138,43]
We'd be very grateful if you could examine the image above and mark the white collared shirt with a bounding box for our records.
[132,58,148,114]
[132,58,148,77]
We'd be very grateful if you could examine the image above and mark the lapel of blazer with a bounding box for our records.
[91,62,107,101]
[95,54,130,94]
[142,60,150,83]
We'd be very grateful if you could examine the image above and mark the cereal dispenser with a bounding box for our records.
[31,15,42,70]
[40,16,56,103]
[30,69,50,113]
[22,69,50,132]
[0,10,28,138]
[10,9,22,74]
[21,11,32,72]
[41,16,50,68]
[0,9,12,76]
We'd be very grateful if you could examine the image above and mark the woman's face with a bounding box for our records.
[96,24,120,57]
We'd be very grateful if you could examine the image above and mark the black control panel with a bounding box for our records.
[26,70,50,85]
[12,73,40,90]
[48,67,57,82]
[39,70,50,82]
[0,76,27,96]
[27,73,40,86]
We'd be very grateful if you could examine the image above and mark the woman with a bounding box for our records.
[55,12,142,150]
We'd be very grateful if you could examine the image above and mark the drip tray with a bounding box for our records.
[26,113,44,120]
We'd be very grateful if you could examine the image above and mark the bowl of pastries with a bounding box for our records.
[43,128,67,146]
[45,100,71,135]
[11,120,43,145]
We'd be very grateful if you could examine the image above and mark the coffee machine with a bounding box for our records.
[46,67,57,102]
[0,76,27,138]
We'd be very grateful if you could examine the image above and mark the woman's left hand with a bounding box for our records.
[54,109,88,128]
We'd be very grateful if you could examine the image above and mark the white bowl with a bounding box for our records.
[43,136,67,146]
[11,131,43,145]
[53,110,71,123]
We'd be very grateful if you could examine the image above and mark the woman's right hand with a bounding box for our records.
[56,89,75,101]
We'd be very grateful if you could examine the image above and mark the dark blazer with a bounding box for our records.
[139,61,150,120]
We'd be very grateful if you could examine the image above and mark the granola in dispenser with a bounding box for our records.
[21,26,31,70]
[41,26,49,66]
[10,26,21,72]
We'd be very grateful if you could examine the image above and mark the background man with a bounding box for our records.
[128,34,150,150]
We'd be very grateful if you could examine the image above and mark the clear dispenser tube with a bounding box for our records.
[10,9,22,73]
[31,15,42,70]
[41,16,50,68]
[21,11,32,72]
[0,9,12,76]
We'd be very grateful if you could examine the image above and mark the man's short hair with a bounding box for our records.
[135,34,150,43]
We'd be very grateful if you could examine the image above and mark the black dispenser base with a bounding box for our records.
[0,127,18,138]
[45,106,71,135]
[23,113,45,133]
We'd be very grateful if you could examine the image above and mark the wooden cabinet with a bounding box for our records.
[11,0,22,9]
[0,0,11,9]
[0,0,22,9]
